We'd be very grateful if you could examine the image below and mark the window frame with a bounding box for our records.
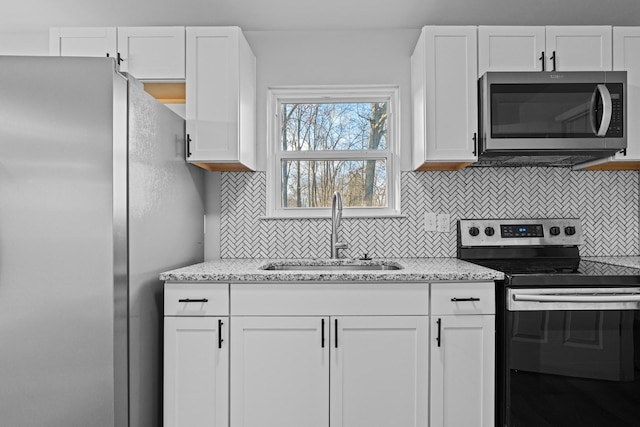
[266,85,401,218]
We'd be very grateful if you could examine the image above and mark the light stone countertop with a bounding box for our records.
[585,256,640,270]
[160,257,504,283]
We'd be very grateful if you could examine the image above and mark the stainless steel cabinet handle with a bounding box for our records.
[550,51,557,71]
[451,297,480,302]
[334,319,338,349]
[539,52,545,71]
[178,298,208,303]
[436,318,442,347]
[321,319,325,348]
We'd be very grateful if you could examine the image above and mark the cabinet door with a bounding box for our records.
[330,316,429,427]
[117,27,185,80]
[545,26,612,71]
[613,27,640,161]
[164,316,228,427]
[230,316,329,427]
[478,26,546,75]
[430,315,495,427]
[412,26,477,170]
[49,27,117,58]
[185,27,256,170]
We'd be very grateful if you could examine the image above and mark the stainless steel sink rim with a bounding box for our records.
[260,261,404,271]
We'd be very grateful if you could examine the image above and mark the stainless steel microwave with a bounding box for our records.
[478,71,627,167]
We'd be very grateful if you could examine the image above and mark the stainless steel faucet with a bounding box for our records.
[330,191,348,259]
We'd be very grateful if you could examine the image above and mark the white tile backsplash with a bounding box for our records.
[220,168,640,258]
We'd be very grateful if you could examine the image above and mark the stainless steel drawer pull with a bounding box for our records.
[451,297,480,302]
[178,298,209,303]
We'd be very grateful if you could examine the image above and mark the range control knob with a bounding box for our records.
[469,227,480,237]
[549,226,561,236]
[564,226,576,236]
[484,227,495,236]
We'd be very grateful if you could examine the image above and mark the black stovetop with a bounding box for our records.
[464,257,640,287]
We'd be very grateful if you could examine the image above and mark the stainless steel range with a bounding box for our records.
[457,218,640,427]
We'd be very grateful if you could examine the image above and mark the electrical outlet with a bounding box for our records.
[436,213,450,232]
[424,212,437,232]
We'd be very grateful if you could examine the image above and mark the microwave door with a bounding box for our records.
[486,82,622,151]
[491,83,597,139]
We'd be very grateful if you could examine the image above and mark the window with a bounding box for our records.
[267,86,400,218]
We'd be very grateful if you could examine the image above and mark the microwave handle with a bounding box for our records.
[590,84,613,137]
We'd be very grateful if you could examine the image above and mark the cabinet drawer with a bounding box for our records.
[431,282,495,315]
[164,282,229,316]
[231,283,429,316]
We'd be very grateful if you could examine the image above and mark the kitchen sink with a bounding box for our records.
[260,261,403,271]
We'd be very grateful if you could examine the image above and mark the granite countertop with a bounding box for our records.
[585,256,640,270]
[160,257,504,283]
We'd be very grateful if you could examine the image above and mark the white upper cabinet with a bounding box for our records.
[545,26,612,71]
[117,27,185,80]
[50,26,186,81]
[479,26,612,74]
[611,27,640,163]
[411,26,478,171]
[185,26,256,171]
[478,26,546,75]
[49,27,117,58]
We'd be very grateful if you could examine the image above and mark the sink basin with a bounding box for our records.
[260,261,403,271]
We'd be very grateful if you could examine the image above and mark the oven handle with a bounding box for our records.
[513,292,640,303]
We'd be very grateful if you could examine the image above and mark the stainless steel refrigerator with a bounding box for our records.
[0,56,204,427]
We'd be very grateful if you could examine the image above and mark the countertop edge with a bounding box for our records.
[159,258,505,283]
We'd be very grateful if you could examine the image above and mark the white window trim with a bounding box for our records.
[266,85,401,219]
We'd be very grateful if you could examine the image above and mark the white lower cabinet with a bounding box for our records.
[430,282,495,427]
[230,316,329,427]
[430,315,495,427]
[230,315,428,427]
[163,283,229,427]
[164,281,495,427]
[164,317,229,427]
[330,316,429,427]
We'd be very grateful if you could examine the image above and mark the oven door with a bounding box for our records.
[503,288,640,427]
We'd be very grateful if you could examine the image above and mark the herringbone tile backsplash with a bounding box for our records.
[220,168,640,258]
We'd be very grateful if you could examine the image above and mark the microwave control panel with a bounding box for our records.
[606,85,624,137]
